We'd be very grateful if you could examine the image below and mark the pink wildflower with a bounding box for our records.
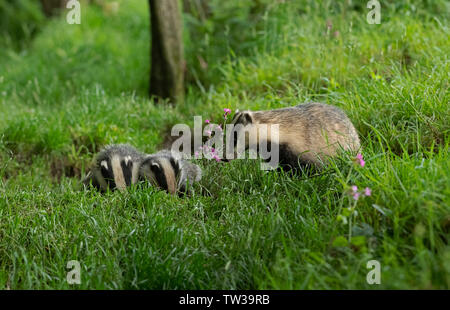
[352,192,360,201]
[356,153,365,167]
[223,108,231,119]
[364,187,372,196]
[205,119,210,124]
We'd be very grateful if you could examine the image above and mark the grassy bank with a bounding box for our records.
[0,0,448,289]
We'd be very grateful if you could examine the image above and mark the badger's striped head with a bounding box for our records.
[231,109,254,126]
[94,154,134,192]
[229,109,257,150]
[139,154,180,194]
[83,144,145,193]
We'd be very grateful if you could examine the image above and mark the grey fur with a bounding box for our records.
[139,150,202,195]
[231,102,361,169]
[82,144,145,192]
[83,146,202,195]
[177,159,202,193]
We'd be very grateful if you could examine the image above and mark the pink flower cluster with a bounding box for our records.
[197,108,232,162]
[223,108,232,119]
[350,185,371,201]
[356,153,365,167]
[204,124,222,138]
[195,145,221,162]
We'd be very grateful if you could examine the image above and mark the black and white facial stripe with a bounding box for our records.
[83,146,202,195]
[139,151,179,194]
[139,150,201,195]
[83,144,144,192]
[98,154,133,191]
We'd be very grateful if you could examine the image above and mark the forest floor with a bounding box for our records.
[0,0,448,289]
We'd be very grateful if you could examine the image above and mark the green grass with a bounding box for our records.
[0,0,449,289]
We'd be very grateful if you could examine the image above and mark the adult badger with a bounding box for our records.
[230,102,361,170]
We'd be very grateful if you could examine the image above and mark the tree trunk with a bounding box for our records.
[40,0,67,17]
[149,0,185,104]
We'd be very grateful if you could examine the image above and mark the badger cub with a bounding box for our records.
[84,146,202,195]
[83,144,144,192]
[230,102,360,169]
[139,150,202,195]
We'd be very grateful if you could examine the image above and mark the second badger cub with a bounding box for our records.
[230,102,360,169]
[139,150,202,195]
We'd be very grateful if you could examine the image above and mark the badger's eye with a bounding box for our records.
[150,162,160,173]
